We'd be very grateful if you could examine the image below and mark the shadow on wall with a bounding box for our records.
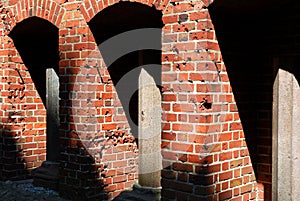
[8,16,108,201]
[209,1,300,200]
[59,130,107,200]
[208,4,274,200]
[88,1,163,140]
[0,16,59,181]
[58,2,164,200]
[8,17,60,105]
[0,122,29,180]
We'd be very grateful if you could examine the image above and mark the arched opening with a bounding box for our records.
[208,4,276,200]
[89,2,163,138]
[9,16,59,105]
[88,1,164,193]
[209,1,300,200]
[9,16,60,189]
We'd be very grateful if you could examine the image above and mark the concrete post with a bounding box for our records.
[113,68,162,201]
[33,68,60,189]
[138,68,162,188]
[46,68,60,161]
[273,68,300,201]
[291,72,300,200]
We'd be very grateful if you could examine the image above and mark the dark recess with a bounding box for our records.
[89,2,163,137]
[209,1,300,200]
[9,16,59,105]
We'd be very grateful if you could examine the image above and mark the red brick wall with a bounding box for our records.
[207,8,273,200]
[208,2,300,200]
[160,1,262,200]
[0,0,265,200]
[0,2,50,180]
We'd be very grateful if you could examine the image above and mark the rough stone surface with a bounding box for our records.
[0,180,70,201]
[113,184,161,201]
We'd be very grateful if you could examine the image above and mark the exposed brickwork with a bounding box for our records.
[0,3,47,180]
[207,2,300,199]
[160,1,261,200]
[58,1,139,200]
[0,0,267,200]
[207,9,272,199]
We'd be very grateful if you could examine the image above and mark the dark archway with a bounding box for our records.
[8,16,60,189]
[209,1,300,200]
[9,16,59,105]
[208,4,275,200]
[88,1,164,139]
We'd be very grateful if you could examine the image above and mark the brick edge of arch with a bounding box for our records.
[6,0,66,33]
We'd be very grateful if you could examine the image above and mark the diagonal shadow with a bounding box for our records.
[209,1,300,200]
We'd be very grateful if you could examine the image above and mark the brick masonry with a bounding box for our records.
[0,0,267,200]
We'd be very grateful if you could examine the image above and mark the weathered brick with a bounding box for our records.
[0,0,263,200]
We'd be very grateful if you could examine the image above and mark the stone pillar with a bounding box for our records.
[33,68,60,189]
[273,68,300,201]
[46,68,60,162]
[138,68,162,198]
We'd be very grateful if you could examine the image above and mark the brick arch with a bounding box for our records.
[8,0,65,32]
[7,0,65,6]
[79,0,211,23]
[79,0,171,22]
